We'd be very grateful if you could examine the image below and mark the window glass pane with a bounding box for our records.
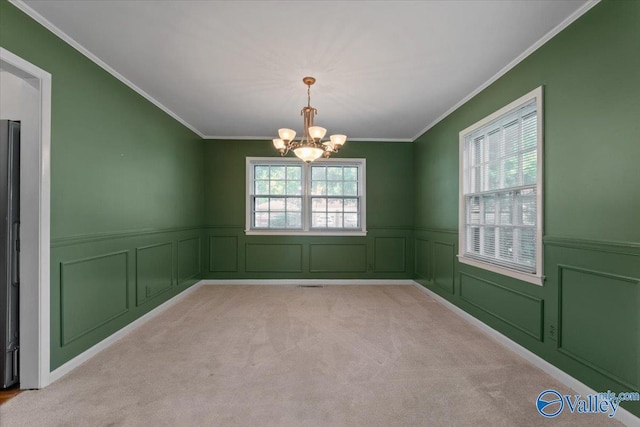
[286,166,301,180]
[255,180,269,195]
[344,199,358,212]
[484,195,495,224]
[327,213,343,228]
[522,149,537,185]
[269,212,286,228]
[327,198,343,212]
[286,212,302,228]
[255,197,269,211]
[468,196,480,224]
[499,227,514,260]
[254,212,269,228]
[499,193,513,224]
[344,213,358,228]
[255,166,269,180]
[327,167,342,180]
[344,182,357,196]
[311,166,326,180]
[311,181,326,196]
[519,228,536,266]
[312,213,327,228]
[311,198,326,211]
[484,227,495,256]
[270,198,285,211]
[287,198,302,212]
[470,227,480,253]
[286,181,301,195]
[270,166,285,180]
[327,182,343,196]
[270,180,285,195]
[503,157,519,187]
[344,167,357,181]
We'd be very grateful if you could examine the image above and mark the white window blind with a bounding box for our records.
[459,88,543,282]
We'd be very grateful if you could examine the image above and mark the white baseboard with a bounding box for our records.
[200,279,415,286]
[411,281,640,427]
[48,282,203,384]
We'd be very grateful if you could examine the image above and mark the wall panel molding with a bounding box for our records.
[309,244,367,273]
[135,242,174,306]
[544,236,640,256]
[59,251,129,346]
[51,225,204,247]
[374,237,406,272]
[433,241,455,294]
[177,237,201,284]
[209,236,238,272]
[246,243,303,273]
[459,272,543,341]
[557,264,638,390]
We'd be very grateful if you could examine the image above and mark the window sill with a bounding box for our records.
[457,255,544,286]
[245,230,367,237]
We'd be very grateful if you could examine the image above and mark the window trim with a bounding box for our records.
[245,157,367,236]
[458,86,544,286]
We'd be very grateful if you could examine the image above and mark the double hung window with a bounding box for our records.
[246,158,366,235]
[458,87,543,285]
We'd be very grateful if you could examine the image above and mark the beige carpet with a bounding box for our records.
[0,285,623,426]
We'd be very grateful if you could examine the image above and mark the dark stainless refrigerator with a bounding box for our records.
[0,120,20,389]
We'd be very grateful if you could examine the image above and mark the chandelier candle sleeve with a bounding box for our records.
[273,77,347,162]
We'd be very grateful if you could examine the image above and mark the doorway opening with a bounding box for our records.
[0,47,51,389]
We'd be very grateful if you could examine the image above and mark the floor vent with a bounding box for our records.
[299,284,324,288]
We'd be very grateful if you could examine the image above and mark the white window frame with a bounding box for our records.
[246,157,367,236]
[458,86,544,286]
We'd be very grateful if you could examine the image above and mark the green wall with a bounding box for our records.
[1,1,205,369]
[413,0,639,416]
[204,140,414,279]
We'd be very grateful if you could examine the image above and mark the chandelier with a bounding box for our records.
[272,77,347,163]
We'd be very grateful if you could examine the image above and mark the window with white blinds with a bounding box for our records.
[246,157,366,235]
[459,87,543,285]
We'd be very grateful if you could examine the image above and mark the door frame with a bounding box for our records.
[0,47,51,389]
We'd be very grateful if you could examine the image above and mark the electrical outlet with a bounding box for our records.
[548,324,557,341]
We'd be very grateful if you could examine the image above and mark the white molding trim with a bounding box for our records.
[0,47,51,389]
[411,281,640,427]
[7,0,204,139]
[201,279,415,286]
[410,0,601,141]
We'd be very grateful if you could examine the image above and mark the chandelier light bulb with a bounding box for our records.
[278,128,296,143]
[294,146,324,163]
[330,134,347,147]
[272,138,286,150]
[308,126,327,141]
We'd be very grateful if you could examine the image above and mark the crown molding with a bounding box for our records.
[202,135,413,143]
[8,0,205,139]
[410,0,601,142]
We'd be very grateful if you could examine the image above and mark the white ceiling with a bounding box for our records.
[19,0,592,141]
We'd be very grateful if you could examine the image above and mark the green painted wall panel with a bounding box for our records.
[414,238,430,280]
[460,273,543,341]
[60,252,129,346]
[559,266,638,390]
[178,237,201,284]
[433,242,455,294]
[136,243,174,305]
[309,244,367,273]
[209,236,238,272]
[246,243,303,272]
[374,237,405,272]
